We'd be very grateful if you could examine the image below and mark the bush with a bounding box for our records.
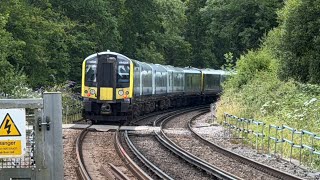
[217,47,320,169]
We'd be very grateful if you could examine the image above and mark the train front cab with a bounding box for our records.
[81,52,134,123]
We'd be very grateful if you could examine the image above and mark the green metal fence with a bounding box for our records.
[223,113,320,169]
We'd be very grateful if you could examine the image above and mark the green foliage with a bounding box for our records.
[273,0,320,84]
[0,12,33,98]
[120,0,190,65]
[0,0,72,87]
[226,49,277,89]
[221,52,235,71]
[50,0,122,52]
[136,42,165,64]
[45,82,82,123]
[218,48,320,163]
[184,0,211,68]
[198,0,282,68]
[217,0,320,169]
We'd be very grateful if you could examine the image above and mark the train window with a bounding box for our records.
[85,58,97,86]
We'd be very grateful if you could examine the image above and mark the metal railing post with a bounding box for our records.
[37,92,63,180]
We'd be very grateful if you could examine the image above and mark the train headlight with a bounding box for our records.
[90,89,95,95]
[118,90,124,96]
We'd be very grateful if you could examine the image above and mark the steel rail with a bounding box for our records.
[131,105,209,126]
[152,106,209,127]
[154,107,239,180]
[188,112,304,180]
[123,130,173,180]
[109,163,131,180]
[114,130,152,180]
[76,127,92,180]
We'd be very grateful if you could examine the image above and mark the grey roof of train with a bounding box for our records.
[182,67,201,73]
[84,51,131,61]
[85,51,228,74]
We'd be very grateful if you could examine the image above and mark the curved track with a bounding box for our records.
[122,107,235,179]
[188,112,303,180]
[76,127,92,180]
[76,126,150,180]
[75,106,303,180]
[114,130,152,180]
[153,107,239,179]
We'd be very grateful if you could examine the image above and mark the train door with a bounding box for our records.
[97,54,117,101]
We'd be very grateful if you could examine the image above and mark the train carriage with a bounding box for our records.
[183,68,202,95]
[151,64,168,95]
[202,69,223,95]
[82,52,134,122]
[162,65,184,94]
[81,51,229,123]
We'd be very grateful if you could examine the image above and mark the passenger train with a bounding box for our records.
[81,51,229,123]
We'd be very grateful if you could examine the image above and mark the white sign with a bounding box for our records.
[0,109,26,157]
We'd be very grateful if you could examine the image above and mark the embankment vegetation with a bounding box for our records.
[217,0,320,168]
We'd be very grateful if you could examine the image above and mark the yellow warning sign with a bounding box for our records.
[0,140,22,156]
[0,113,21,136]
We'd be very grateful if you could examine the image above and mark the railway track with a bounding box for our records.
[158,107,304,179]
[76,127,91,180]
[75,126,142,180]
[74,105,305,180]
[114,130,152,180]
[153,107,239,179]
[122,107,232,179]
[187,113,304,180]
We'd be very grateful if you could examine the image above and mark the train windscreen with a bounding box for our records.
[85,58,97,87]
[117,57,130,88]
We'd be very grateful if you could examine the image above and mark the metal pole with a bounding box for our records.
[281,125,283,158]
[299,132,302,165]
[268,125,271,156]
[290,130,294,163]
[262,123,265,154]
[36,92,63,180]
[275,127,278,155]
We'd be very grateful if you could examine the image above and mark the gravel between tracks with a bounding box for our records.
[129,134,213,179]
[164,111,275,179]
[191,113,320,180]
[82,131,136,180]
[63,129,81,180]
[63,129,136,180]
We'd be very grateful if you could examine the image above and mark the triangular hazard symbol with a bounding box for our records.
[0,113,21,136]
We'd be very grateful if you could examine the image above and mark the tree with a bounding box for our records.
[276,0,320,83]
[1,0,72,87]
[200,0,283,68]
[0,12,29,96]
[156,0,191,67]
[184,0,210,68]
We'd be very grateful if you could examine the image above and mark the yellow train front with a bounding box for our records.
[81,51,134,123]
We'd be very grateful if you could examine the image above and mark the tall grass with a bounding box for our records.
[217,49,320,169]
